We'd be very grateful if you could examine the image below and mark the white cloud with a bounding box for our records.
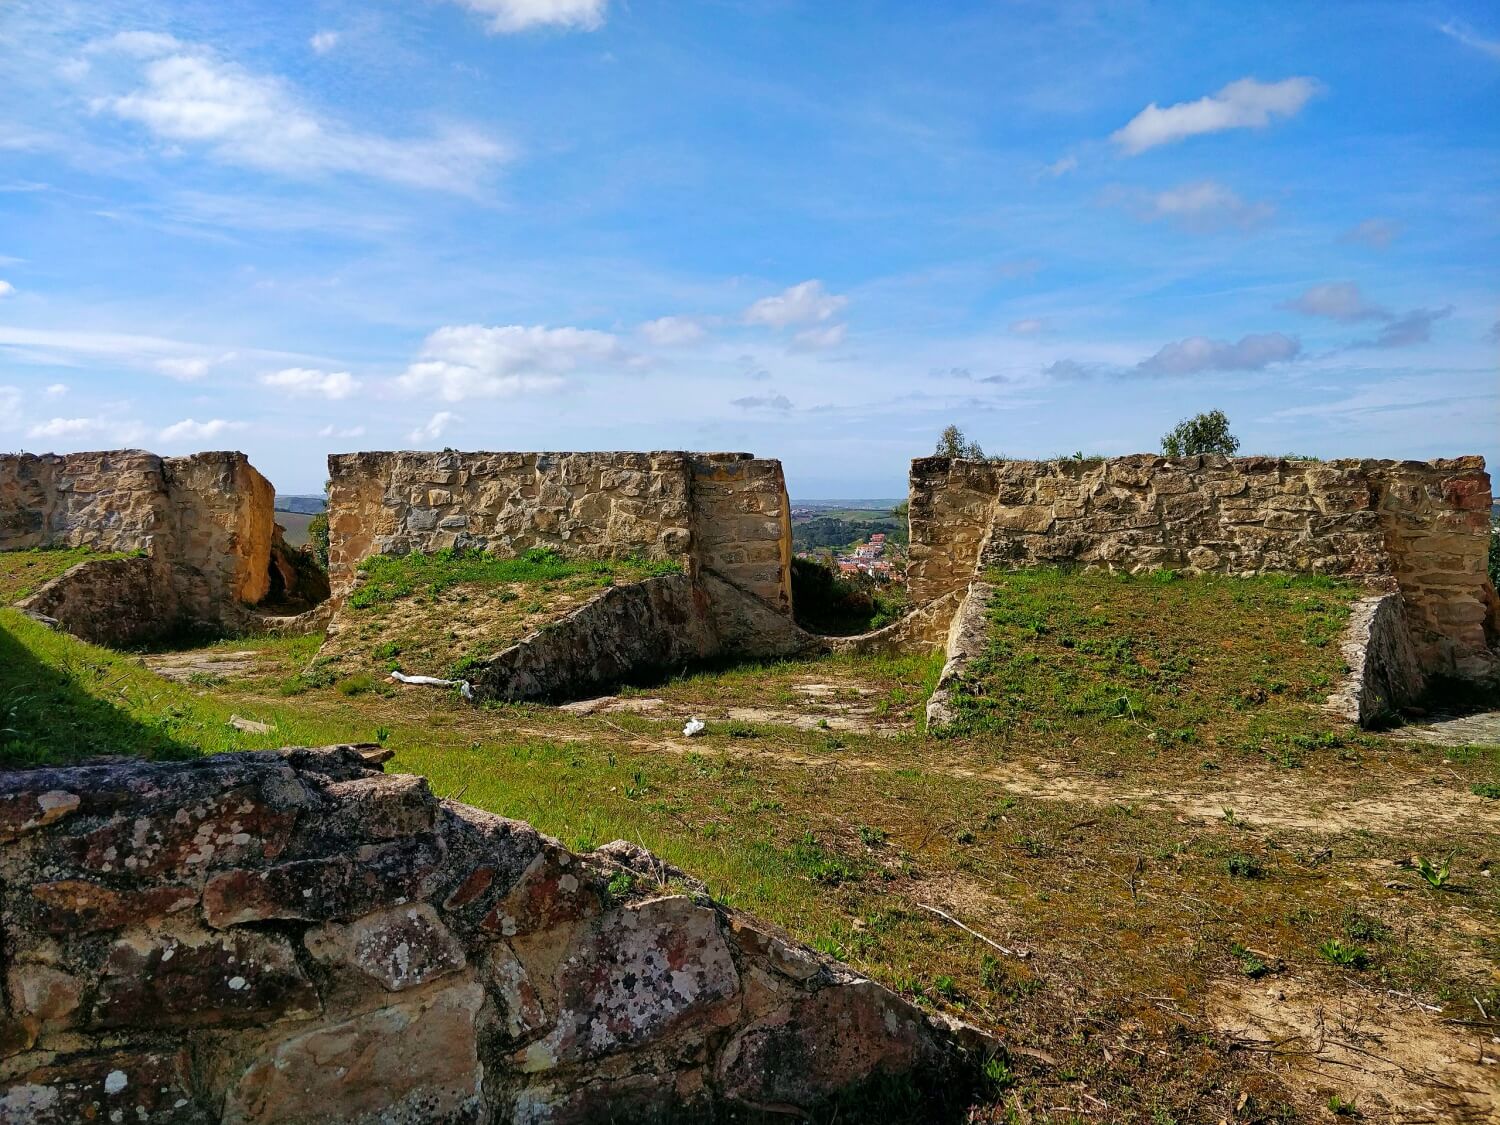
[731,394,793,411]
[1111,77,1320,154]
[1041,155,1077,177]
[159,417,247,442]
[26,415,145,444]
[44,383,68,396]
[1350,307,1452,350]
[409,411,455,443]
[260,366,359,400]
[1136,332,1300,375]
[1439,21,1500,60]
[309,30,340,54]
[1009,318,1045,335]
[318,423,366,438]
[452,0,608,34]
[393,324,622,401]
[792,323,846,351]
[1122,180,1273,232]
[1339,218,1401,249]
[0,280,14,297]
[1280,282,1390,322]
[744,280,848,328]
[155,355,214,380]
[93,36,508,193]
[638,316,705,346]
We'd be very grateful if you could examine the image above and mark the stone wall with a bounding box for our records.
[908,454,1498,675]
[325,450,795,613]
[18,557,176,649]
[0,450,280,634]
[0,747,990,1123]
[468,573,818,703]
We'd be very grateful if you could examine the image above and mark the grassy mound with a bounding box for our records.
[311,548,681,684]
[945,568,1360,762]
[0,546,138,604]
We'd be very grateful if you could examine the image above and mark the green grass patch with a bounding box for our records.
[944,567,1364,761]
[0,546,139,604]
[350,546,679,609]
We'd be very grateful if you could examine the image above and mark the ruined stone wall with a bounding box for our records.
[18,557,177,649]
[325,450,794,612]
[0,747,987,1124]
[0,450,277,632]
[908,454,1498,673]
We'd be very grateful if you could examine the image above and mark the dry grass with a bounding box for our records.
[4,566,1498,1122]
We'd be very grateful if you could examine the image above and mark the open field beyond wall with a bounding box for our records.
[2,552,1499,1123]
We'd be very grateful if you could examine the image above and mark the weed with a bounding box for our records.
[1340,909,1387,942]
[605,870,635,902]
[1230,943,1271,979]
[1412,853,1453,890]
[374,726,391,744]
[1471,782,1500,799]
[336,673,376,697]
[1327,1094,1360,1117]
[858,825,887,847]
[1318,939,1369,970]
[1225,853,1264,879]
[982,1055,1015,1092]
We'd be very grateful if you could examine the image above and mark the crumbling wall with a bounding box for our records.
[17,557,176,649]
[0,450,280,636]
[325,450,794,612]
[908,455,1498,675]
[0,747,989,1123]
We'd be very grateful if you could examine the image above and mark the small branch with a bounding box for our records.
[916,902,1028,958]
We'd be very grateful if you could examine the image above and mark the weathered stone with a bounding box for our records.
[480,844,601,938]
[1325,594,1426,725]
[0,1048,208,1124]
[321,773,437,841]
[305,903,466,991]
[90,928,319,1030]
[25,879,196,933]
[6,963,83,1034]
[221,981,485,1125]
[0,786,79,842]
[202,835,443,927]
[516,895,741,1071]
[716,979,944,1110]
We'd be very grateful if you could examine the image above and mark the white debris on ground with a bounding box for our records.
[388,670,474,701]
[682,717,706,737]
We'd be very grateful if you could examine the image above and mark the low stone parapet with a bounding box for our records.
[0,747,994,1123]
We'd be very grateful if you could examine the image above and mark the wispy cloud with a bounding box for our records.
[319,423,366,438]
[91,33,508,193]
[731,393,793,411]
[744,280,848,328]
[1279,282,1390,322]
[1438,20,1500,60]
[1112,77,1320,154]
[0,280,14,297]
[260,367,359,400]
[309,30,340,55]
[1349,307,1452,349]
[1338,218,1401,249]
[450,0,608,34]
[409,411,455,443]
[159,417,246,442]
[26,415,145,444]
[1115,180,1274,232]
[792,323,846,351]
[1136,332,1300,375]
[393,324,622,401]
[638,316,705,346]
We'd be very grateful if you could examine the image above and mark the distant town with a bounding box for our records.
[790,501,908,585]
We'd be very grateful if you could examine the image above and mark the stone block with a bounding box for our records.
[305,903,466,992]
[24,879,197,934]
[0,1048,207,1124]
[221,981,485,1125]
[90,928,319,1030]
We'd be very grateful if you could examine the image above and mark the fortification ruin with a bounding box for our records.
[0,450,321,646]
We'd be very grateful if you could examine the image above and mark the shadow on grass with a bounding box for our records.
[0,618,196,768]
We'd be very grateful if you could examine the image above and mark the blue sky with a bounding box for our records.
[1,1,1496,497]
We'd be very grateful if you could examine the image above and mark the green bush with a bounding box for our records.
[790,557,909,636]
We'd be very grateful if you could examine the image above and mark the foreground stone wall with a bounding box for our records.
[325,450,795,613]
[908,454,1498,675]
[0,747,989,1123]
[0,450,279,634]
[18,557,176,649]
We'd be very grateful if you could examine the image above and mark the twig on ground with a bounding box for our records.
[916,902,1029,958]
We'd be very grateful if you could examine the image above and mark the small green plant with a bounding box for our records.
[982,1055,1014,1092]
[336,673,375,697]
[1230,943,1270,979]
[1412,853,1453,890]
[374,726,391,744]
[858,825,887,847]
[1318,938,1369,970]
[1471,782,1500,799]
[1327,1094,1360,1117]
[605,870,635,901]
[1225,853,1264,879]
[933,974,960,1001]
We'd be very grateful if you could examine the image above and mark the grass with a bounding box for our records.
[319,547,683,680]
[3,567,1498,1120]
[0,546,139,604]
